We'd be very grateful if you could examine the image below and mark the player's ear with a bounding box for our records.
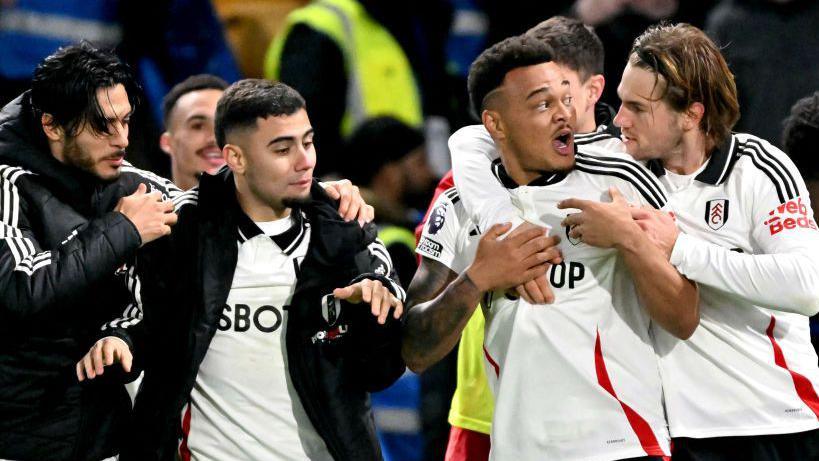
[224,144,245,174]
[683,102,705,131]
[483,109,506,141]
[586,74,605,106]
[159,132,173,156]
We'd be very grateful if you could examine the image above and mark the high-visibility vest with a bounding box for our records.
[264,0,423,137]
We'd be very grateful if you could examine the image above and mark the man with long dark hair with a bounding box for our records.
[0,42,179,461]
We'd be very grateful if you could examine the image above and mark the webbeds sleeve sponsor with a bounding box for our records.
[763,196,818,236]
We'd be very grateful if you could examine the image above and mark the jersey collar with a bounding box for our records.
[235,204,307,255]
[490,158,568,189]
[646,134,739,186]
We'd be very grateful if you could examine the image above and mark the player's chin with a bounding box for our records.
[95,164,122,182]
[547,150,575,172]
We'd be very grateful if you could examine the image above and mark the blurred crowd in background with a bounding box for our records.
[1,0,818,460]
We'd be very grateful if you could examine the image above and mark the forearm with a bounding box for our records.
[671,233,819,315]
[402,272,483,373]
[618,229,700,339]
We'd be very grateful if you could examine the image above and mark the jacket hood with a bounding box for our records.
[0,91,107,203]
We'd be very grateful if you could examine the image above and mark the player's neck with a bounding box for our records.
[662,130,709,176]
[235,187,291,222]
[576,113,596,134]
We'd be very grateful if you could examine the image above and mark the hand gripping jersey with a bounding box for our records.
[650,133,819,438]
[449,125,671,461]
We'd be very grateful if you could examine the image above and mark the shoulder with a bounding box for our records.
[118,162,182,199]
[449,124,494,149]
[0,164,34,185]
[732,133,804,204]
[172,187,200,214]
[574,146,668,209]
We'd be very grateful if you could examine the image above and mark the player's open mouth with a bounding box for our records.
[552,129,574,156]
[199,146,224,167]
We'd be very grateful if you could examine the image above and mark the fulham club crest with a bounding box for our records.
[321,294,342,326]
[705,199,729,230]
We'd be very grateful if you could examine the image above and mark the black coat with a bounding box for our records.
[118,168,405,461]
[0,92,179,460]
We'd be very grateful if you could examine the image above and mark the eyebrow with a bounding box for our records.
[185,114,209,123]
[267,128,314,147]
[106,110,133,122]
[526,80,570,100]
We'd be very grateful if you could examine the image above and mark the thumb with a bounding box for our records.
[608,186,626,205]
[134,182,147,195]
[485,222,512,239]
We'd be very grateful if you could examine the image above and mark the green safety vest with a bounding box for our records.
[377,225,417,253]
[264,0,423,137]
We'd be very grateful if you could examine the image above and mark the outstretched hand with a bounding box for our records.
[334,278,403,325]
[76,337,132,382]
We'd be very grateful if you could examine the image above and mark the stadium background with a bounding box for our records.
[1,0,818,459]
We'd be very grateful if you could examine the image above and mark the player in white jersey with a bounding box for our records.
[404,34,699,461]
[77,80,406,461]
[524,23,819,459]
[412,17,630,461]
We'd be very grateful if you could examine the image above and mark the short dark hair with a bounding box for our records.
[162,74,228,127]
[526,16,604,82]
[630,23,739,148]
[215,79,306,148]
[782,91,819,180]
[30,41,140,137]
[467,35,554,119]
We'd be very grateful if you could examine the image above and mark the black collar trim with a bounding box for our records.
[236,206,307,255]
[490,158,568,189]
[645,134,738,185]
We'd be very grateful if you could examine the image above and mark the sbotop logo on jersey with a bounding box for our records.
[705,199,729,230]
[764,196,817,235]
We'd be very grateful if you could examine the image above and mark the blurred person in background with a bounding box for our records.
[264,0,424,177]
[342,116,435,285]
[159,74,228,190]
[707,0,819,146]
[782,90,819,355]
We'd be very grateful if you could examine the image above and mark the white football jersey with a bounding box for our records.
[181,211,333,461]
[449,125,671,460]
[415,187,480,274]
[651,133,819,438]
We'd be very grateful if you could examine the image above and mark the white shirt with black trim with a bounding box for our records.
[449,125,671,460]
[415,187,480,274]
[649,132,819,438]
[183,210,333,461]
[574,124,626,153]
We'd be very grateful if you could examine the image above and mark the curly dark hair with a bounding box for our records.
[31,41,140,137]
[467,34,554,119]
